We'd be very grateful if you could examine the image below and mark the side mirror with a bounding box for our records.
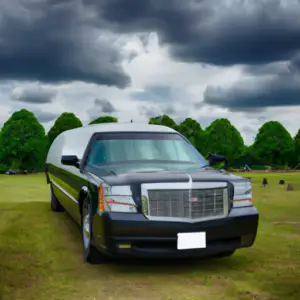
[207,154,229,171]
[61,155,80,168]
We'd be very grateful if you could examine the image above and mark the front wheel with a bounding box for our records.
[50,184,64,212]
[81,195,106,264]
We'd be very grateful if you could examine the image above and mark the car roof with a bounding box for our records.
[65,122,177,135]
[46,122,179,165]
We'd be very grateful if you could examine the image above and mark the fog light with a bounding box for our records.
[118,244,131,249]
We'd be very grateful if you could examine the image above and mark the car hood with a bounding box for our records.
[91,166,244,186]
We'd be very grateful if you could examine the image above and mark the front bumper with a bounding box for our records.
[92,206,259,259]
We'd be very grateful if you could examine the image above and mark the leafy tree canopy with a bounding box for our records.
[149,115,178,130]
[178,118,205,152]
[204,118,244,163]
[47,112,82,147]
[0,109,47,172]
[252,121,294,166]
[294,129,300,164]
[89,116,118,125]
[178,118,203,139]
[1,108,300,171]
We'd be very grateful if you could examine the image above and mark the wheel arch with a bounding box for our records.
[78,186,89,216]
[78,184,99,216]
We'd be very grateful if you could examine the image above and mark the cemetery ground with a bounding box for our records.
[0,173,299,300]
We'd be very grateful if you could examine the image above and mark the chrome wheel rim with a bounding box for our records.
[82,200,90,250]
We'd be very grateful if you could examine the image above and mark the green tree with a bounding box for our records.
[89,116,118,124]
[204,118,244,163]
[252,121,294,167]
[231,145,255,168]
[0,109,48,172]
[294,129,300,165]
[149,115,178,130]
[47,112,82,147]
[178,118,206,153]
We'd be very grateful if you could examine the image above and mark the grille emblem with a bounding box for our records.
[190,197,198,202]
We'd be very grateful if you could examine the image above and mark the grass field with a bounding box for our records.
[0,173,299,300]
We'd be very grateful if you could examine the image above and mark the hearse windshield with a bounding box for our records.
[86,132,208,172]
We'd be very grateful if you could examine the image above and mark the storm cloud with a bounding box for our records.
[1,0,300,122]
[0,0,130,88]
[203,48,300,112]
[93,98,116,113]
[2,0,300,90]
[97,0,300,66]
[11,84,57,104]
[203,72,300,111]
[87,98,117,119]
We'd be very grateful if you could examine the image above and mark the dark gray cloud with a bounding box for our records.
[11,85,57,104]
[289,52,300,73]
[94,98,116,113]
[244,51,300,76]
[230,53,300,111]
[243,62,290,76]
[0,0,130,88]
[203,71,300,111]
[87,98,117,119]
[2,0,300,99]
[96,0,300,66]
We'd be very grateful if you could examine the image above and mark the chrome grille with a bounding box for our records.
[147,188,227,220]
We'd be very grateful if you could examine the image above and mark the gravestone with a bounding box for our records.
[287,184,294,191]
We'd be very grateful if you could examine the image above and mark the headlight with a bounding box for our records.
[231,180,253,208]
[98,184,137,213]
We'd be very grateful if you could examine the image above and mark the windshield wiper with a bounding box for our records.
[109,170,117,176]
[199,164,211,169]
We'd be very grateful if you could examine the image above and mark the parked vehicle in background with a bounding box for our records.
[5,169,18,175]
[45,123,259,264]
[5,169,29,175]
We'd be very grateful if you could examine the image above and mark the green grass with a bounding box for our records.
[0,173,300,300]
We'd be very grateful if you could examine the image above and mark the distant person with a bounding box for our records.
[261,178,268,187]
[244,164,251,172]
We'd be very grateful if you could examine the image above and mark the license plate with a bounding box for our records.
[177,232,206,250]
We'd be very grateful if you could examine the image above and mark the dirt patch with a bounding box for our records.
[280,234,300,239]
[273,221,300,225]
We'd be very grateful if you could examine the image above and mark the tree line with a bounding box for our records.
[0,109,299,173]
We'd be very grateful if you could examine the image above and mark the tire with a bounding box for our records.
[81,194,106,264]
[50,184,65,212]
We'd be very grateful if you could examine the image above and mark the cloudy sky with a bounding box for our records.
[1,0,300,145]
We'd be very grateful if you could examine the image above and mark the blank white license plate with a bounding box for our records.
[177,232,206,250]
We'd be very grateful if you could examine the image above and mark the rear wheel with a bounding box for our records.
[81,195,106,264]
[50,184,64,212]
